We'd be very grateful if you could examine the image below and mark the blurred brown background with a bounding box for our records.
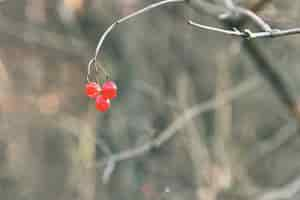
[1,0,300,200]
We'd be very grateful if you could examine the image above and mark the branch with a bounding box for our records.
[231,0,274,29]
[188,20,245,37]
[234,6,271,31]
[243,39,299,119]
[189,0,300,39]
[97,76,261,183]
[248,121,298,165]
[220,5,272,32]
[188,20,300,39]
[133,80,179,110]
[216,0,300,122]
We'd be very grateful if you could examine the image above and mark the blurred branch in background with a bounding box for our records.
[97,76,260,183]
[176,73,211,200]
[248,120,298,164]
[133,80,179,109]
[0,13,89,60]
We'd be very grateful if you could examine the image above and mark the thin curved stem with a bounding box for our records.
[94,0,184,59]
[87,0,185,81]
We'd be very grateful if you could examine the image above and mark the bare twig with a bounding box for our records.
[188,20,245,36]
[97,77,261,183]
[234,0,275,31]
[220,2,272,32]
[233,6,272,31]
[102,159,116,184]
[95,0,184,58]
[189,0,299,39]
[189,20,300,39]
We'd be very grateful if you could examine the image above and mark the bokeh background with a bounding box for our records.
[1,0,300,200]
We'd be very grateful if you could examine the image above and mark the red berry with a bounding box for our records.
[85,82,101,99]
[95,95,111,112]
[101,80,117,99]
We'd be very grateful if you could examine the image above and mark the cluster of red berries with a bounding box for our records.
[85,80,117,112]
